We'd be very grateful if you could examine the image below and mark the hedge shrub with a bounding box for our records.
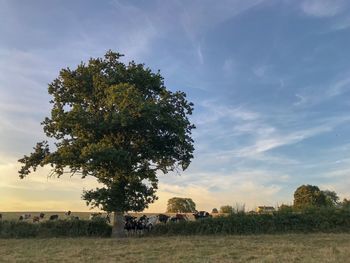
[150,208,350,236]
[0,220,111,238]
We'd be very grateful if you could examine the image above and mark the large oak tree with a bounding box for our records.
[19,51,195,237]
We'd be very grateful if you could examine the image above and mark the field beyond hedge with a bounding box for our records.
[1,234,349,262]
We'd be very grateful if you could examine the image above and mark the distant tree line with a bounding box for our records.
[166,184,349,215]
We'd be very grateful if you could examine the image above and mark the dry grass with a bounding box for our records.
[0,233,349,262]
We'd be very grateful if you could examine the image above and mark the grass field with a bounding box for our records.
[0,234,349,262]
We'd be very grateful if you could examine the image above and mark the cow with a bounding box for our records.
[124,215,137,233]
[106,213,111,223]
[145,215,158,230]
[19,214,31,221]
[169,214,188,223]
[39,213,45,219]
[65,211,72,216]
[49,214,59,220]
[33,216,40,223]
[157,214,170,224]
[193,211,212,220]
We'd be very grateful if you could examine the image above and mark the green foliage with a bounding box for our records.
[166,197,196,213]
[150,208,350,236]
[278,204,293,213]
[322,190,339,207]
[341,198,350,210]
[18,51,195,215]
[293,185,327,209]
[220,205,233,214]
[0,220,111,238]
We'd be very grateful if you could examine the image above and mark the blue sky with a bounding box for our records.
[1,0,350,212]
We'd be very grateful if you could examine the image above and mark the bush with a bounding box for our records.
[0,220,111,238]
[149,208,350,236]
[219,205,233,214]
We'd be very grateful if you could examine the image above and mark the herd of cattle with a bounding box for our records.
[0,211,212,233]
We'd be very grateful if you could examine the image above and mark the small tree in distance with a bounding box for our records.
[18,51,195,238]
[322,190,339,207]
[166,197,196,213]
[278,204,293,213]
[341,198,350,210]
[211,208,218,214]
[220,205,233,214]
[293,185,327,209]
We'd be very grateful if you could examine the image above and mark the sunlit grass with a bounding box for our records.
[0,234,349,262]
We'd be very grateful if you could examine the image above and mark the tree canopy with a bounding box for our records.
[219,205,233,214]
[293,185,327,209]
[322,190,339,207]
[166,197,196,213]
[18,51,195,237]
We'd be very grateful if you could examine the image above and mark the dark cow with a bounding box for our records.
[169,213,188,223]
[49,214,59,220]
[19,214,31,221]
[193,211,212,220]
[157,214,170,223]
[123,215,150,234]
[106,213,111,223]
[65,211,72,216]
[136,215,149,231]
[124,215,137,233]
[39,213,45,219]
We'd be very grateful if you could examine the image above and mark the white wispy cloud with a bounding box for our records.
[223,58,235,74]
[147,169,290,212]
[301,0,347,17]
[196,100,260,125]
[327,75,350,97]
[179,0,266,42]
[253,65,269,78]
[196,45,204,64]
[329,16,350,31]
[294,94,307,106]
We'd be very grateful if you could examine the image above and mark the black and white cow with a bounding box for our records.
[19,214,31,221]
[169,213,188,223]
[157,214,170,224]
[193,211,212,220]
[65,211,72,216]
[49,214,59,220]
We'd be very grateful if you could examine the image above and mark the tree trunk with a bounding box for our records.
[111,211,126,238]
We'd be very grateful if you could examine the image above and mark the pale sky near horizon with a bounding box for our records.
[1,0,350,212]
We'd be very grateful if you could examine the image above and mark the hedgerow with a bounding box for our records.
[0,220,111,238]
[149,208,350,236]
